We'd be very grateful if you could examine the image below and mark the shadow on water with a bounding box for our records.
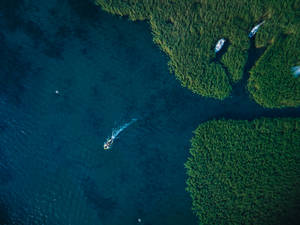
[231,36,267,97]
[0,0,299,225]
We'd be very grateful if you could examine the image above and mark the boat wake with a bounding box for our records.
[104,118,137,150]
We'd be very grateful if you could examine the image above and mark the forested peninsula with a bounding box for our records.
[186,118,300,225]
[95,0,300,108]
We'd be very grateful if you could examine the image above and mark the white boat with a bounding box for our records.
[103,118,137,150]
[249,21,265,38]
[292,66,300,78]
[215,38,226,53]
[104,137,114,150]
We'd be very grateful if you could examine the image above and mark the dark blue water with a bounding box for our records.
[0,0,299,225]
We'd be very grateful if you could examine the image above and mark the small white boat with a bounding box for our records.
[215,38,226,53]
[104,137,114,150]
[103,118,137,150]
[291,66,300,78]
[249,21,265,38]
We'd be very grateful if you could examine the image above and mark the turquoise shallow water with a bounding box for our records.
[0,0,299,225]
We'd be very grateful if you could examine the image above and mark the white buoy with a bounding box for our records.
[137,218,142,223]
[55,90,59,94]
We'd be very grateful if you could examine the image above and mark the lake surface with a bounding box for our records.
[0,0,299,225]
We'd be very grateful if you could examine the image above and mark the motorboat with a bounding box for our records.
[103,118,137,150]
[104,137,114,150]
[215,38,225,53]
[249,21,265,38]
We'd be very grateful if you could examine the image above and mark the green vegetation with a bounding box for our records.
[95,0,300,106]
[185,118,300,225]
[94,3,300,222]
[248,33,300,108]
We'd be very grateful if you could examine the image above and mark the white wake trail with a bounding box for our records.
[104,118,137,150]
[112,118,137,139]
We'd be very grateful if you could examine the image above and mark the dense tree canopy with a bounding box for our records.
[248,33,300,108]
[95,0,300,107]
[185,118,300,225]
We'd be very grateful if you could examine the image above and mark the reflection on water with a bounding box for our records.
[0,0,299,225]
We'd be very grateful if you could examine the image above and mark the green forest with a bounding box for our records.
[185,118,300,225]
[248,33,300,108]
[95,0,300,107]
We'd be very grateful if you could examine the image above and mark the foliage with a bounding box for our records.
[95,0,300,105]
[185,118,300,225]
[248,33,300,108]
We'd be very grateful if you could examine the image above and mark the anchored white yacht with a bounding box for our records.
[215,38,225,53]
